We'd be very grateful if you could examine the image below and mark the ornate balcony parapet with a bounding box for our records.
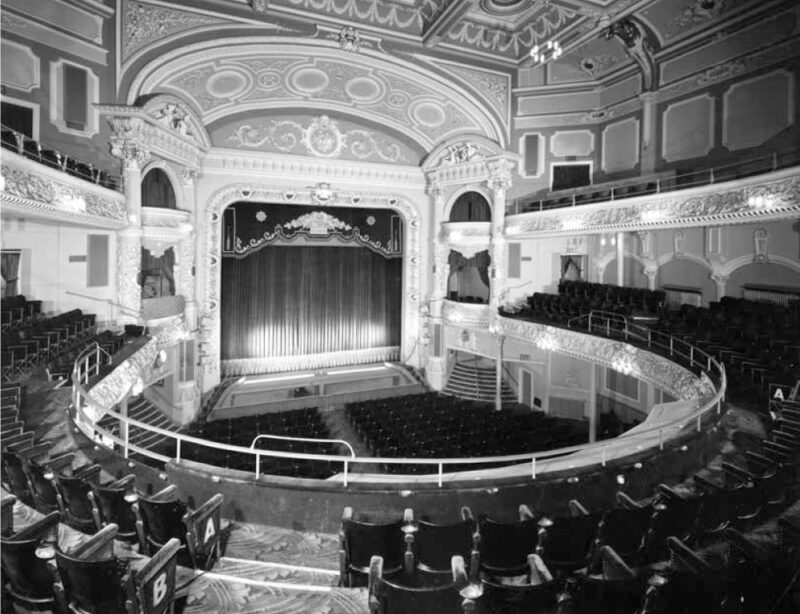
[440,221,491,256]
[141,207,191,232]
[497,317,715,402]
[442,299,492,329]
[505,168,800,237]
[142,295,186,322]
[86,338,159,416]
[0,151,126,228]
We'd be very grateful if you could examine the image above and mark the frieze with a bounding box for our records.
[116,233,142,324]
[497,318,715,402]
[1,157,126,228]
[223,115,413,164]
[505,171,800,237]
[424,60,510,127]
[222,346,400,376]
[141,207,191,228]
[442,300,492,329]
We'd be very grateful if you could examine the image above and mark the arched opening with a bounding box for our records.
[141,168,177,209]
[656,259,715,306]
[140,246,175,298]
[449,192,491,222]
[602,256,648,288]
[447,250,490,303]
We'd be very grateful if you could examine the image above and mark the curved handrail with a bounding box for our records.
[71,316,726,487]
[250,433,356,458]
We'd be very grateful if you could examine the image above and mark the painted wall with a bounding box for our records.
[0,216,117,324]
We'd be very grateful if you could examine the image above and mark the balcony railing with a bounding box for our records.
[510,146,800,215]
[1,124,122,192]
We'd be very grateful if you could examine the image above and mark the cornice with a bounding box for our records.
[203,148,425,189]
[505,168,800,238]
[0,153,126,229]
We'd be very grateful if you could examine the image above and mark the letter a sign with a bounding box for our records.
[204,517,216,544]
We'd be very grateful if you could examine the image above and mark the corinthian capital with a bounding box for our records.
[487,159,514,196]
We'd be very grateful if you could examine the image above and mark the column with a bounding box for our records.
[495,335,504,411]
[425,183,449,391]
[487,160,513,311]
[639,92,658,174]
[180,168,200,330]
[588,365,597,443]
[711,273,728,301]
[616,231,625,286]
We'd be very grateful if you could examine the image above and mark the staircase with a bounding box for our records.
[97,395,183,465]
[443,362,517,404]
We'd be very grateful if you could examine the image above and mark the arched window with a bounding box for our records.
[448,192,491,222]
[141,168,177,209]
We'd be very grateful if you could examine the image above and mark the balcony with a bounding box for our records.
[142,295,186,322]
[442,299,492,329]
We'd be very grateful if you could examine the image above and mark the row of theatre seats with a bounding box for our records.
[341,397,800,612]
[653,298,800,405]
[0,383,226,613]
[1,125,121,190]
[181,406,342,479]
[345,393,588,473]
[1,295,43,330]
[506,281,665,326]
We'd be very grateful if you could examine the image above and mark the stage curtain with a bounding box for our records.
[221,245,402,359]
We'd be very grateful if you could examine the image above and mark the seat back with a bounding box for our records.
[0,511,60,601]
[55,551,127,614]
[592,505,651,565]
[54,473,95,530]
[415,518,476,573]
[24,460,60,513]
[91,485,137,539]
[478,516,539,575]
[371,574,464,614]
[1,450,34,506]
[128,538,181,614]
[478,578,558,613]
[343,517,406,576]
[1,494,16,535]
[537,512,602,572]
[136,498,188,552]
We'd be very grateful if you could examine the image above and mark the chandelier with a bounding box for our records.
[530,40,562,63]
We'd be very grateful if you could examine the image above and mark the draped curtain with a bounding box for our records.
[448,250,491,287]
[1,251,21,298]
[140,247,175,297]
[221,245,402,359]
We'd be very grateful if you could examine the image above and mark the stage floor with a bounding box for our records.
[208,362,423,420]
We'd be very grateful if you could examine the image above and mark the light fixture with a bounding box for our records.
[748,194,773,209]
[530,40,563,63]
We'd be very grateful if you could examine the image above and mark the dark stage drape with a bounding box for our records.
[221,245,402,359]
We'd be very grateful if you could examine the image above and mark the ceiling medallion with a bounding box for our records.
[301,116,345,158]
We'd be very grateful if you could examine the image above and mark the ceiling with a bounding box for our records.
[202,0,774,66]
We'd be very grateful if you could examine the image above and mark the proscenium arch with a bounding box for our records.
[124,38,507,152]
[199,184,423,390]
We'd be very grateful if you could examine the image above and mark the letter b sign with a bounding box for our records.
[152,572,167,606]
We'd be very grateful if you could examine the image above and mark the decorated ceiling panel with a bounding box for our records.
[211,113,424,165]
[547,36,632,84]
[639,0,755,46]
[134,44,503,150]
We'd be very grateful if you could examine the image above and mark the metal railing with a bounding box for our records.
[1,123,122,192]
[71,316,726,487]
[509,146,800,215]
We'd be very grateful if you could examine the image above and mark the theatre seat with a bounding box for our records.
[561,546,643,614]
[339,506,413,588]
[473,554,558,614]
[477,504,539,577]
[410,506,479,581]
[87,474,139,543]
[536,500,602,574]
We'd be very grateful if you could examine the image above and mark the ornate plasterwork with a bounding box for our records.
[423,135,519,188]
[442,300,492,329]
[222,346,400,376]
[284,211,352,234]
[422,59,510,127]
[224,115,412,163]
[88,338,159,410]
[128,41,503,149]
[505,171,800,237]
[116,232,142,325]
[440,222,492,249]
[141,207,191,229]
[122,0,233,63]
[497,318,716,403]
[200,184,422,388]
[1,155,126,228]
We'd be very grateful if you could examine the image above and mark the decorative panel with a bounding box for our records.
[661,94,714,163]
[550,130,594,158]
[0,40,39,92]
[723,70,795,151]
[602,117,640,173]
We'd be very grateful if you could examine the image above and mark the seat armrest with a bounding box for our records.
[107,474,136,489]
[528,553,553,584]
[519,504,535,521]
[460,506,474,522]
[601,546,635,581]
[74,463,103,484]
[191,493,224,518]
[12,510,61,541]
[16,441,53,459]
[71,523,118,560]
[149,484,178,502]
[656,483,684,502]
[368,555,383,596]
[46,453,75,473]
[403,508,413,524]
[693,474,723,493]
[341,506,353,522]
[569,499,590,516]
